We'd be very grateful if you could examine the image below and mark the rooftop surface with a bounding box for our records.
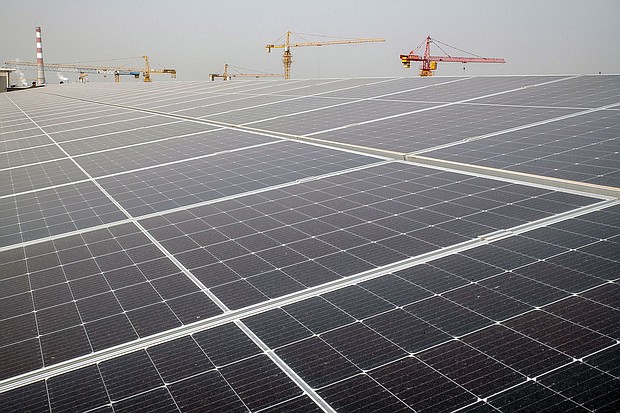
[1,75,619,412]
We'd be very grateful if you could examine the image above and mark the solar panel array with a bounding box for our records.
[1,74,618,412]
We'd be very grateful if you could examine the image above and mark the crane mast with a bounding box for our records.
[143,55,151,82]
[266,31,385,80]
[400,35,505,76]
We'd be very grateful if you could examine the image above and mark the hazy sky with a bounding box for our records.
[3,0,619,82]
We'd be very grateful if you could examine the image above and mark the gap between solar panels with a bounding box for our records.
[30,89,409,163]
[299,76,578,137]
[408,155,620,199]
[164,77,408,119]
[231,77,471,127]
[36,75,620,202]
[40,75,576,155]
[0,158,391,254]
[0,137,280,201]
[410,102,620,156]
[235,320,336,413]
[4,78,617,401]
[1,197,616,394]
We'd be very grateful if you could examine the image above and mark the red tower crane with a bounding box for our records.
[400,35,505,76]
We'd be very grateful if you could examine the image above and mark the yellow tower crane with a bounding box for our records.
[141,55,177,82]
[266,31,385,80]
[209,64,283,81]
[4,55,176,83]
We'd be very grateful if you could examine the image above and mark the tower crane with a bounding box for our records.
[266,31,385,80]
[400,36,505,77]
[209,64,283,81]
[4,56,176,82]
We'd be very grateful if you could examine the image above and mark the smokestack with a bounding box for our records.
[35,26,45,85]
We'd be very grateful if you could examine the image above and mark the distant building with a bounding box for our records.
[0,68,16,92]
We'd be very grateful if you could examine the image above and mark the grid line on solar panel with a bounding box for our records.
[240,78,397,98]
[139,162,603,311]
[0,181,126,248]
[0,223,226,383]
[141,92,241,111]
[228,79,472,127]
[2,76,615,408]
[73,128,281,177]
[474,74,620,108]
[316,76,463,100]
[0,144,69,169]
[17,105,120,123]
[48,83,418,142]
[1,321,330,413]
[417,106,620,188]
[234,320,336,412]
[58,121,222,156]
[369,76,576,104]
[33,107,131,127]
[303,77,579,132]
[47,117,189,142]
[272,328,498,408]
[204,96,360,125]
[0,158,390,255]
[46,77,561,139]
[537,359,620,404]
[1,203,616,402]
[246,270,612,406]
[482,378,595,412]
[247,78,576,135]
[165,94,331,120]
[44,78,339,114]
[18,105,103,120]
[309,105,580,153]
[0,159,89,197]
[413,101,619,155]
[244,100,437,136]
[39,110,158,133]
[0,135,53,153]
[97,140,381,216]
[235,206,613,400]
[0,127,44,141]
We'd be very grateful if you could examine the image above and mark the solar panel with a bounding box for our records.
[420,109,620,187]
[1,75,618,412]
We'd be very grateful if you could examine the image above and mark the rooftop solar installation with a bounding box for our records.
[1,74,618,412]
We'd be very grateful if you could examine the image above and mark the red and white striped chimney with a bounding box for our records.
[35,26,45,85]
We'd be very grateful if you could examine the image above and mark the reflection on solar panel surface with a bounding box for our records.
[421,109,620,188]
[1,74,618,412]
